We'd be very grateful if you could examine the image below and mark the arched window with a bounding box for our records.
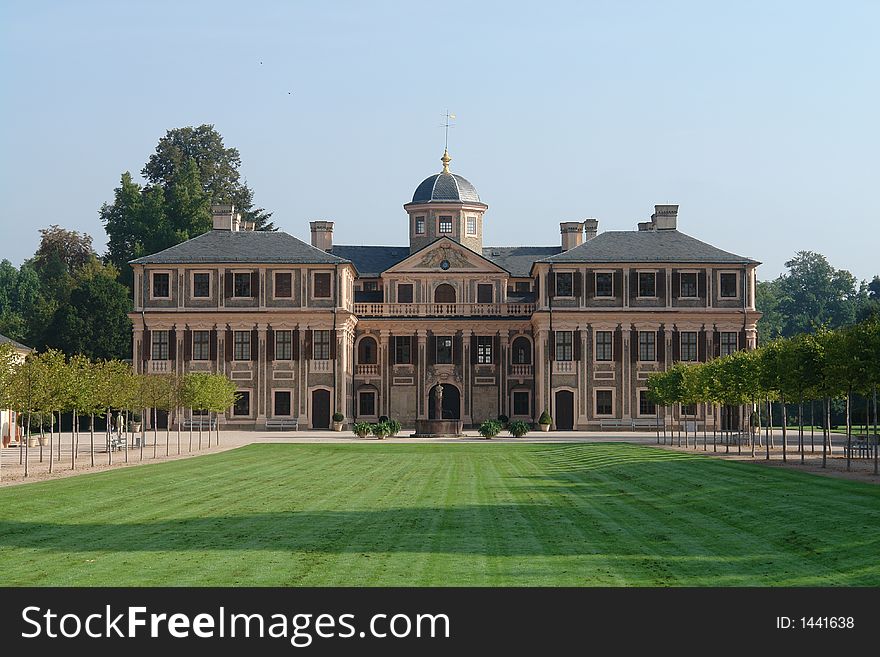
[511,336,532,364]
[357,337,378,364]
[434,284,456,303]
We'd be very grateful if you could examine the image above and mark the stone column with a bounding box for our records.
[379,330,390,417]
[463,328,473,425]
[256,323,267,425]
[535,329,546,420]
[417,329,427,419]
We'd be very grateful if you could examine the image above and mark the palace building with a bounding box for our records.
[129,150,761,431]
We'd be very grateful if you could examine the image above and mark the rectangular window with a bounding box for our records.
[151,272,170,298]
[397,284,414,303]
[681,404,697,416]
[512,391,530,416]
[680,272,697,297]
[274,391,291,416]
[638,272,656,297]
[151,330,169,360]
[680,331,698,361]
[362,280,378,292]
[514,281,530,293]
[275,330,292,360]
[555,272,573,297]
[438,216,453,234]
[436,335,453,364]
[595,330,613,361]
[596,390,613,416]
[394,336,412,364]
[466,216,477,235]
[595,272,613,297]
[233,330,251,361]
[313,330,331,360]
[639,391,656,416]
[192,272,210,298]
[192,330,210,360]
[359,391,376,417]
[638,331,656,361]
[233,391,250,416]
[720,331,738,356]
[555,331,573,361]
[274,272,292,298]
[477,284,493,303]
[720,272,738,298]
[313,272,331,298]
[477,336,494,364]
[415,216,425,235]
[233,272,252,297]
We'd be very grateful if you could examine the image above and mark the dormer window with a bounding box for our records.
[638,272,656,298]
[466,216,477,235]
[233,272,252,298]
[151,272,170,299]
[415,216,425,235]
[680,272,697,298]
[438,216,453,234]
[555,272,573,297]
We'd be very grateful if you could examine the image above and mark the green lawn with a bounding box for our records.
[1,443,878,586]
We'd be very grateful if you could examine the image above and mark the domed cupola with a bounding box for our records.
[404,149,488,254]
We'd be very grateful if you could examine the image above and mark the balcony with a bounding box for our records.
[510,364,533,378]
[356,364,380,377]
[309,359,332,373]
[552,360,575,374]
[353,302,536,318]
[148,360,171,373]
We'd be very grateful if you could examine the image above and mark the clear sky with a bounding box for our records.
[1,1,877,283]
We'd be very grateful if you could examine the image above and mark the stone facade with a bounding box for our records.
[130,152,761,431]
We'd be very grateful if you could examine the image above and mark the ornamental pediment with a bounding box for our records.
[385,238,507,275]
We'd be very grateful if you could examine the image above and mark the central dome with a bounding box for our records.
[411,172,481,203]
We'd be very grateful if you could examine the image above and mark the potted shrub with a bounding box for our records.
[129,412,142,434]
[497,414,509,429]
[332,412,345,432]
[478,419,503,439]
[508,420,531,438]
[538,411,552,432]
[371,421,391,440]
[353,421,372,439]
[386,418,402,437]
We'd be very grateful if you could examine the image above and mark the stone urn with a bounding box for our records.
[540,423,551,432]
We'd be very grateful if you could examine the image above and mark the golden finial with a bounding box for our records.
[441,148,452,174]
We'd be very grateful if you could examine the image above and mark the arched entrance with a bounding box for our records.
[434,284,456,303]
[311,389,331,429]
[555,390,574,431]
[428,384,460,420]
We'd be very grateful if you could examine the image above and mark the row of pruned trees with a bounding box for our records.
[0,345,237,479]
[647,317,880,472]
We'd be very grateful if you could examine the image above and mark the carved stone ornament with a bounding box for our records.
[415,246,476,270]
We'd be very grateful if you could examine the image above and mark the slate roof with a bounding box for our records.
[129,230,351,266]
[482,246,563,277]
[410,172,482,204]
[0,333,32,352]
[537,230,759,267]
[329,245,410,277]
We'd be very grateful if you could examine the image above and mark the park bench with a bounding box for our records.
[265,418,299,431]
[599,418,629,431]
[631,418,660,430]
[180,417,218,431]
[844,437,876,459]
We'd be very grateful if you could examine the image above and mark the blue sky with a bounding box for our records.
[1,1,877,282]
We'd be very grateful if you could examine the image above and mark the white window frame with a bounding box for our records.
[719,331,739,356]
[313,329,331,360]
[149,270,172,300]
[358,390,378,418]
[233,330,251,361]
[232,389,252,417]
[554,271,574,298]
[678,270,699,299]
[190,270,212,300]
[192,330,211,361]
[638,331,656,362]
[275,330,293,361]
[438,215,453,234]
[272,271,294,300]
[476,336,493,364]
[637,389,657,417]
[594,330,613,362]
[595,388,615,417]
[414,216,425,235]
[311,271,333,299]
[637,270,658,299]
[594,270,614,297]
[718,270,740,300]
[273,389,293,417]
[555,331,573,362]
[680,331,698,362]
[151,329,170,360]
[466,216,477,235]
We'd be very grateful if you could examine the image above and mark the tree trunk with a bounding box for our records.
[872,387,877,476]
[799,401,804,465]
[107,407,112,465]
[768,401,773,448]
[751,401,756,458]
[57,411,62,461]
[845,388,852,472]
[781,397,787,463]
[38,413,44,462]
[810,401,815,453]
[822,397,829,468]
[198,414,203,450]
[89,414,95,466]
[765,399,770,461]
[189,408,193,452]
[49,412,54,473]
[140,407,146,461]
[123,409,129,463]
[176,407,181,455]
[24,412,30,477]
[166,411,170,457]
[71,409,76,470]
[153,406,158,459]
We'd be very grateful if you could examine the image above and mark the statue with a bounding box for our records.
[435,384,444,420]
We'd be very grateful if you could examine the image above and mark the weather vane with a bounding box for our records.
[441,110,455,151]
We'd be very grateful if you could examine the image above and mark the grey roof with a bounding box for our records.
[411,172,481,204]
[0,333,31,352]
[130,230,351,266]
[537,230,759,266]
[483,246,563,277]
[329,245,410,277]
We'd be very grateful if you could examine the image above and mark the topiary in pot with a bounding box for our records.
[538,410,552,432]
[386,418,402,436]
[507,420,531,438]
[332,412,345,431]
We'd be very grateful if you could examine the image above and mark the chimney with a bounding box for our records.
[651,204,678,231]
[212,204,239,231]
[309,220,334,251]
[560,221,585,251]
[583,218,599,241]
